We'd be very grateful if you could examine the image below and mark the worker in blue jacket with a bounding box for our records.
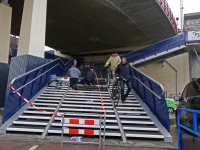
[115,57,134,103]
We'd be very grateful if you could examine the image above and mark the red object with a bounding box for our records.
[20,95,25,100]
[13,89,18,93]
[69,129,79,134]
[84,129,94,135]
[85,119,94,125]
[28,102,34,107]
[38,109,44,112]
[69,119,79,124]
[9,83,13,88]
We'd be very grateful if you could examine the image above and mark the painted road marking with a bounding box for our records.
[28,145,39,150]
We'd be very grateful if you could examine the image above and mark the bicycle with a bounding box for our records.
[111,76,120,108]
[105,66,112,86]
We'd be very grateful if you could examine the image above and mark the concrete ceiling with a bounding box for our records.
[9,0,176,55]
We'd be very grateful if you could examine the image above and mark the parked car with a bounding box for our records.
[174,78,200,129]
[166,98,178,113]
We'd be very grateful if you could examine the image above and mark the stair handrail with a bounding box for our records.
[3,58,73,123]
[11,58,59,85]
[177,108,200,150]
[130,63,165,95]
[134,76,162,99]
[122,33,186,64]
[10,58,73,87]
[130,64,170,131]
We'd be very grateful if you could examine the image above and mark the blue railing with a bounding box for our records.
[177,108,200,150]
[122,33,186,63]
[2,58,73,123]
[131,66,170,131]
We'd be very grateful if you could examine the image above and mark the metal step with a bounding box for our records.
[61,104,113,109]
[40,94,64,97]
[64,97,112,102]
[35,99,60,103]
[65,95,109,99]
[6,78,166,141]
[68,90,108,94]
[62,101,112,105]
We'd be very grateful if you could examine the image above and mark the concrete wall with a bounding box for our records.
[17,0,47,58]
[0,4,12,63]
[138,53,190,98]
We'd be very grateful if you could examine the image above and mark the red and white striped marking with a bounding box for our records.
[9,83,63,117]
[92,66,106,111]
[64,128,99,135]
[63,118,99,125]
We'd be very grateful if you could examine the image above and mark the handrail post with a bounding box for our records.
[193,112,197,133]
[177,109,181,150]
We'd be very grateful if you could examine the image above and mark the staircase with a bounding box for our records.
[5,78,167,141]
[108,82,164,140]
[6,83,121,137]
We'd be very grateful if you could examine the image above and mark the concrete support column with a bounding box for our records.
[18,0,47,58]
[0,3,12,63]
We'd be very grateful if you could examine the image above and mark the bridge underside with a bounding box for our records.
[9,0,176,56]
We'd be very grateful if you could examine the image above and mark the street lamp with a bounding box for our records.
[180,0,183,33]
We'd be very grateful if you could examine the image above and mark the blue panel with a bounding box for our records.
[121,33,186,64]
[0,63,10,107]
[3,57,72,123]
[132,68,170,131]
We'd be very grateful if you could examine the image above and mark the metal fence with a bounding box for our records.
[61,113,106,149]
[131,66,170,131]
[3,58,73,123]
[177,108,200,150]
[122,33,186,64]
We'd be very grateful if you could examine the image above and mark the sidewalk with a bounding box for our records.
[0,109,177,150]
[0,141,173,150]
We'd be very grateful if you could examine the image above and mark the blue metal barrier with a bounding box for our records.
[131,66,170,131]
[122,33,186,63]
[177,108,200,150]
[2,58,73,123]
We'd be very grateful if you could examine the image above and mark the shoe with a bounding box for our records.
[124,94,128,102]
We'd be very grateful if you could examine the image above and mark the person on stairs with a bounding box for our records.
[67,65,81,90]
[84,69,96,86]
[115,57,134,103]
[104,51,121,81]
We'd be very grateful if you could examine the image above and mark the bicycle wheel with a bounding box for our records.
[105,71,110,86]
[112,84,120,108]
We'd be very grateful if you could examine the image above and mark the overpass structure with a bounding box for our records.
[1,0,177,60]
[0,0,186,145]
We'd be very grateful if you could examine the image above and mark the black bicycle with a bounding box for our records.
[105,67,112,86]
[111,76,120,108]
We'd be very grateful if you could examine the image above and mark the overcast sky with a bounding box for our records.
[167,0,200,26]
